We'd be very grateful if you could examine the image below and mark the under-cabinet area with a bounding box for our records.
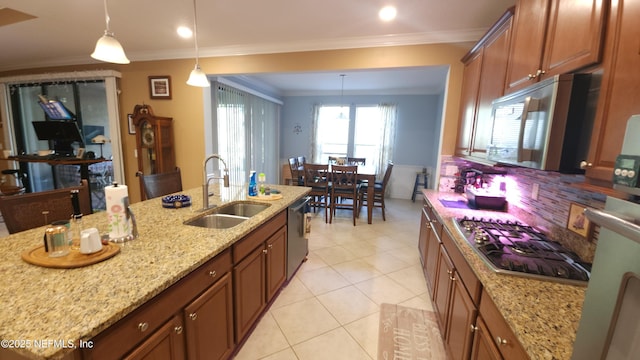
[419,190,586,360]
[0,185,309,360]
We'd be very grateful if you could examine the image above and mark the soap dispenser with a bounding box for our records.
[249,171,257,196]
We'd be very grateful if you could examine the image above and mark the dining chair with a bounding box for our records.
[288,157,304,186]
[359,162,393,221]
[137,167,183,200]
[303,163,330,223]
[329,165,359,226]
[0,180,91,234]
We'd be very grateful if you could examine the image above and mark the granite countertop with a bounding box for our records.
[423,190,585,360]
[0,183,310,360]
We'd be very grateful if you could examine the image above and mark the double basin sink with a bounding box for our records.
[184,201,271,229]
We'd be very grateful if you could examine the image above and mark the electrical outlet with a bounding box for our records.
[532,183,540,200]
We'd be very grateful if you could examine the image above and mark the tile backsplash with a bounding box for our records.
[439,155,605,262]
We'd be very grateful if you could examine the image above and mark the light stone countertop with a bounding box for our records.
[423,190,585,360]
[0,184,310,360]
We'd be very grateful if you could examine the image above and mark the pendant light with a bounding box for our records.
[186,0,210,87]
[91,0,130,64]
[338,74,348,120]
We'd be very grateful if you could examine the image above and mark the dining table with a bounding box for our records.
[328,163,378,224]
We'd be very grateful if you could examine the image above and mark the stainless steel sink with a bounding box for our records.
[184,201,271,229]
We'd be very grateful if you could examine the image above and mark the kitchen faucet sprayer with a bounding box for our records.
[202,154,230,210]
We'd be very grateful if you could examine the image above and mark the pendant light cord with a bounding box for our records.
[103,0,111,33]
[192,0,200,65]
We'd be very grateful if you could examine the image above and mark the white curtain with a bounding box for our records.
[375,103,397,179]
[214,82,281,185]
[310,103,322,163]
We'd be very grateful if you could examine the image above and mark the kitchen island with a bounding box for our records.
[422,189,585,360]
[0,184,310,360]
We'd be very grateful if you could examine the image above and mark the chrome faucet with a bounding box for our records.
[202,154,230,210]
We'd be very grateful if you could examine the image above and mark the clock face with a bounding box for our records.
[141,123,155,146]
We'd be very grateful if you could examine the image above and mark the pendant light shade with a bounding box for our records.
[91,0,130,64]
[187,0,210,87]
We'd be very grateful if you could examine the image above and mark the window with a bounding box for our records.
[312,103,396,177]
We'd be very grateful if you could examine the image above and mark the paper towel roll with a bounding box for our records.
[105,184,131,240]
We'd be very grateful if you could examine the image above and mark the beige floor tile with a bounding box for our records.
[361,252,411,274]
[296,265,351,295]
[340,240,381,258]
[292,327,372,360]
[344,312,381,359]
[400,293,436,312]
[386,264,429,295]
[331,258,384,284]
[313,245,359,265]
[270,297,340,345]
[316,286,379,325]
[271,278,315,309]
[355,275,416,305]
[259,348,300,360]
[234,313,291,360]
[386,244,422,265]
[296,255,329,274]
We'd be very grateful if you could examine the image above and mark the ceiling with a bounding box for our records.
[0,0,515,94]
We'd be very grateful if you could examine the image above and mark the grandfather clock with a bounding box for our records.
[131,104,175,190]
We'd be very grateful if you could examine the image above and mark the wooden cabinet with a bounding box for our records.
[124,315,185,360]
[419,200,443,293]
[504,0,606,93]
[184,272,234,360]
[131,104,176,199]
[584,0,640,184]
[470,316,502,360]
[233,211,287,342]
[476,289,529,360]
[456,8,513,159]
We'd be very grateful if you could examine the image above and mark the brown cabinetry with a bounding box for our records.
[584,0,640,184]
[470,316,502,360]
[505,0,606,93]
[419,200,443,293]
[455,8,513,160]
[233,211,287,342]
[124,315,186,360]
[476,289,529,360]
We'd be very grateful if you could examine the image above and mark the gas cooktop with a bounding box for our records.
[454,216,591,286]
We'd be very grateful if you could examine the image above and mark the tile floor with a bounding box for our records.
[234,198,443,360]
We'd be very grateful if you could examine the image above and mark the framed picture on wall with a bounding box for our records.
[149,76,172,99]
[567,202,592,238]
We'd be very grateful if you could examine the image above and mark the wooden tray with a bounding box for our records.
[21,243,120,269]
[248,193,283,201]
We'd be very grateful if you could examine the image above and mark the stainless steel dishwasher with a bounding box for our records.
[287,196,310,280]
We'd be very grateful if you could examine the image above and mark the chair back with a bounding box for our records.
[303,163,330,189]
[0,180,91,234]
[381,162,394,190]
[347,157,366,165]
[138,167,183,199]
[297,156,306,166]
[330,165,358,193]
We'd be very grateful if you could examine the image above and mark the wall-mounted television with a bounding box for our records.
[32,121,84,155]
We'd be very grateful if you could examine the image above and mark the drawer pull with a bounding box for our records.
[268,244,273,249]
[263,249,268,254]
[426,223,431,229]
[209,270,217,278]
[496,336,508,346]
[138,322,149,332]
[189,313,198,321]
[470,325,478,333]
[174,326,183,334]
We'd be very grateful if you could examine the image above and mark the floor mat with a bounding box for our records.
[378,303,446,360]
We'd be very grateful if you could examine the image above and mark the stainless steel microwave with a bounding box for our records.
[486,74,592,171]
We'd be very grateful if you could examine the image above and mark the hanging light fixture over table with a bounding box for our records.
[187,0,210,87]
[338,74,348,120]
[91,0,130,64]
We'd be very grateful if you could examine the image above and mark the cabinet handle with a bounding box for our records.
[470,325,478,333]
[536,69,546,77]
[527,73,537,79]
[263,249,268,254]
[496,336,508,346]
[268,244,273,249]
[209,270,217,278]
[174,326,183,334]
[426,223,431,229]
[138,322,149,332]
[580,161,593,169]
[189,313,198,321]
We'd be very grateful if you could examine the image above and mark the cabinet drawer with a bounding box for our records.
[479,289,529,360]
[84,249,232,360]
[233,211,286,263]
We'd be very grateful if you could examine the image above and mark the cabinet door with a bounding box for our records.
[446,273,478,360]
[455,51,483,156]
[470,16,513,158]
[184,272,234,360]
[541,0,606,78]
[471,316,503,360]
[233,245,266,341]
[585,0,640,183]
[505,0,549,92]
[124,315,185,360]
[424,217,441,295]
[433,244,454,330]
[418,207,429,267]
[266,227,287,302]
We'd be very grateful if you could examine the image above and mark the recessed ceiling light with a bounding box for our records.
[177,26,193,38]
[379,5,397,22]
